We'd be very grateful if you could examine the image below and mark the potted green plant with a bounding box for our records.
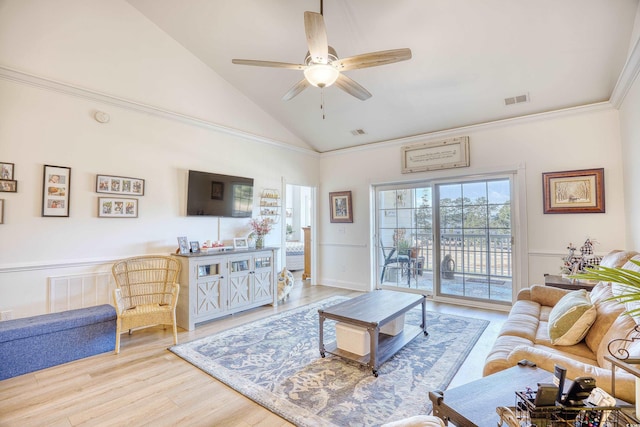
[572,260,640,317]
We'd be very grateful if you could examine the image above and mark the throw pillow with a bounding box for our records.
[548,289,597,346]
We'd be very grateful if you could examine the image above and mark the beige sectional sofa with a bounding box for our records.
[484,250,640,404]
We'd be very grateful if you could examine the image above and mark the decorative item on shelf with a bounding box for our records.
[561,238,602,276]
[260,188,281,224]
[249,217,273,249]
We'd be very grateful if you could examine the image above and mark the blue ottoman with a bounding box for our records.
[0,304,116,380]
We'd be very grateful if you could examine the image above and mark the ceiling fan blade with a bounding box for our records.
[232,59,305,70]
[304,11,329,64]
[282,79,311,101]
[333,48,412,71]
[333,74,372,101]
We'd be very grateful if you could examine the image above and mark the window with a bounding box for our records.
[376,175,514,304]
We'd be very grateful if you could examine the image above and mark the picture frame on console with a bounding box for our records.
[233,237,248,249]
[42,164,70,217]
[542,168,605,214]
[96,174,145,196]
[98,197,138,218]
[189,241,200,253]
[177,236,189,254]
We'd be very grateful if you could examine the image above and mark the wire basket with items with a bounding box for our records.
[496,364,637,427]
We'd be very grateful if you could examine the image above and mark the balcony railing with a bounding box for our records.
[396,233,512,279]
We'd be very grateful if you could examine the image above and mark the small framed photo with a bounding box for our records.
[542,168,605,214]
[98,197,138,218]
[0,180,17,193]
[96,174,145,196]
[42,165,71,217]
[329,191,353,223]
[190,241,200,254]
[177,236,189,254]
[0,162,14,180]
[233,237,249,249]
[0,199,4,224]
[211,181,224,200]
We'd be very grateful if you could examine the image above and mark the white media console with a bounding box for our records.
[172,248,277,331]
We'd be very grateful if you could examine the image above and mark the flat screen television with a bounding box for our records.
[186,170,254,217]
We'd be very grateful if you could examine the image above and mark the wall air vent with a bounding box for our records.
[350,128,367,136]
[504,93,530,106]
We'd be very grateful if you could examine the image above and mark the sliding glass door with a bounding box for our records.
[376,175,514,304]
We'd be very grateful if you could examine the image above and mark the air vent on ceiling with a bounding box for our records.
[350,128,367,136]
[504,93,530,106]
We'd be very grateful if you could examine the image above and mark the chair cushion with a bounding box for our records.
[548,289,596,346]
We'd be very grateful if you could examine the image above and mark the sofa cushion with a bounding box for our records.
[598,250,639,268]
[586,282,626,354]
[548,289,596,345]
[595,313,638,368]
[611,254,640,318]
[497,300,540,341]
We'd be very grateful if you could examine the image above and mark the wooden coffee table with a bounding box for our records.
[429,365,555,426]
[318,290,427,376]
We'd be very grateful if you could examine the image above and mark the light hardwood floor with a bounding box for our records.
[0,282,506,427]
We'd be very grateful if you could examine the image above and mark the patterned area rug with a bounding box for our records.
[170,296,488,427]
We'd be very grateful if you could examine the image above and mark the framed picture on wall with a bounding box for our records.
[329,191,353,223]
[98,197,138,218]
[0,180,17,192]
[96,174,145,196]
[0,199,4,224]
[42,165,71,217]
[542,168,605,214]
[0,162,14,180]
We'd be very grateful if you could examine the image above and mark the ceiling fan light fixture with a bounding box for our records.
[304,64,339,88]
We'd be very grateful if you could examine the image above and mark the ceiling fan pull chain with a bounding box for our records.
[321,89,326,120]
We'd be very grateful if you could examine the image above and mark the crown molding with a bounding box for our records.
[321,101,614,157]
[0,65,319,158]
[610,35,640,108]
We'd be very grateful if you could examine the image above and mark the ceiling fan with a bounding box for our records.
[232,7,411,101]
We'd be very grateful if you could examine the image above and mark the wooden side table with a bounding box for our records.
[302,226,311,280]
[544,274,596,291]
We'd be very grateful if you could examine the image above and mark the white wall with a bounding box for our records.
[0,0,308,150]
[619,68,640,249]
[0,1,319,318]
[0,0,636,318]
[318,107,627,293]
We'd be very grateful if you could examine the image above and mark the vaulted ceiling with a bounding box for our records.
[128,0,639,153]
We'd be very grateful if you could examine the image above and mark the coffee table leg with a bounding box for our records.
[421,298,428,336]
[319,312,326,358]
[368,325,379,376]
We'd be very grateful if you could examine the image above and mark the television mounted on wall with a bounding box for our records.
[186,170,254,217]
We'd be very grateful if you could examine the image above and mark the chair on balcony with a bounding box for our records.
[111,255,181,354]
[380,240,410,283]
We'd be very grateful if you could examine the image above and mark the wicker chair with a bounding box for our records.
[111,255,181,354]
